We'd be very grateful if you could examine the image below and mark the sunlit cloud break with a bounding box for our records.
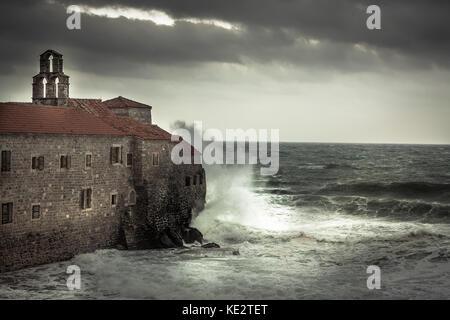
[80,6,175,25]
[79,6,239,30]
[181,18,237,31]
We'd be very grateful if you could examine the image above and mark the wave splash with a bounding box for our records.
[192,165,294,245]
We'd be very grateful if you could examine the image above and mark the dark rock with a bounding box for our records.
[182,227,204,244]
[167,228,184,247]
[159,231,176,248]
[201,242,220,249]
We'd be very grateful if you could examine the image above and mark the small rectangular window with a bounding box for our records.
[38,156,44,170]
[199,174,203,185]
[1,150,11,172]
[193,175,198,185]
[60,155,71,169]
[110,147,120,164]
[129,190,136,205]
[80,188,92,210]
[86,188,92,209]
[127,153,133,167]
[185,176,191,187]
[152,152,160,166]
[1,202,13,224]
[85,154,92,168]
[32,205,41,219]
[32,156,44,171]
[111,194,118,207]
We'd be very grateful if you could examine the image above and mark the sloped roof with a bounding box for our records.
[0,98,184,143]
[68,98,171,140]
[105,115,172,141]
[0,103,125,136]
[40,49,63,57]
[103,96,152,109]
[68,98,116,116]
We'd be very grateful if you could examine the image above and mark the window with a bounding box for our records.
[193,175,198,185]
[1,150,11,172]
[49,55,53,72]
[32,205,41,219]
[129,190,136,205]
[32,156,44,171]
[55,77,59,98]
[152,152,160,166]
[1,202,13,224]
[85,154,92,168]
[127,153,133,167]
[43,78,47,98]
[110,146,121,164]
[111,194,118,207]
[185,176,191,187]
[199,173,203,185]
[60,155,71,169]
[80,188,92,210]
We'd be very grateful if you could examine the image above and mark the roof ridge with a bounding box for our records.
[103,96,152,109]
[70,98,102,101]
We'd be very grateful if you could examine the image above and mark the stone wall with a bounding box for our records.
[0,133,134,271]
[0,132,206,272]
[123,139,206,248]
[109,107,152,126]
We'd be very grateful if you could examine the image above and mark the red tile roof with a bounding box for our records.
[0,98,188,144]
[103,96,152,109]
[0,103,125,136]
[104,116,173,141]
[68,98,115,117]
[68,98,171,140]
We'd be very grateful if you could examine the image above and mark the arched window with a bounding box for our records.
[55,77,59,98]
[49,55,53,72]
[129,190,136,206]
[42,78,47,98]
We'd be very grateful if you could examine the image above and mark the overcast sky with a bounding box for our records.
[0,0,449,143]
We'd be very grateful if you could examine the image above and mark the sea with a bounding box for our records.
[1,143,449,299]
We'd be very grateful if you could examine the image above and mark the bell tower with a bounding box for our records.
[32,49,70,106]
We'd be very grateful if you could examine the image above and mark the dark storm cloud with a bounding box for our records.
[0,0,448,79]
[54,0,450,65]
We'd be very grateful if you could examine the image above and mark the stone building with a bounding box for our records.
[0,50,206,272]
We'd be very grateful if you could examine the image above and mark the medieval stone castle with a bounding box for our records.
[0,50,206,272]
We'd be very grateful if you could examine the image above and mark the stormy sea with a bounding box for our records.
[1,143,450,299]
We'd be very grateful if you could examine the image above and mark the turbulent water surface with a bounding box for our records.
[1,143,450,299]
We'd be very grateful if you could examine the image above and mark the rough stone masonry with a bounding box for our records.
[0,49,206,272]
